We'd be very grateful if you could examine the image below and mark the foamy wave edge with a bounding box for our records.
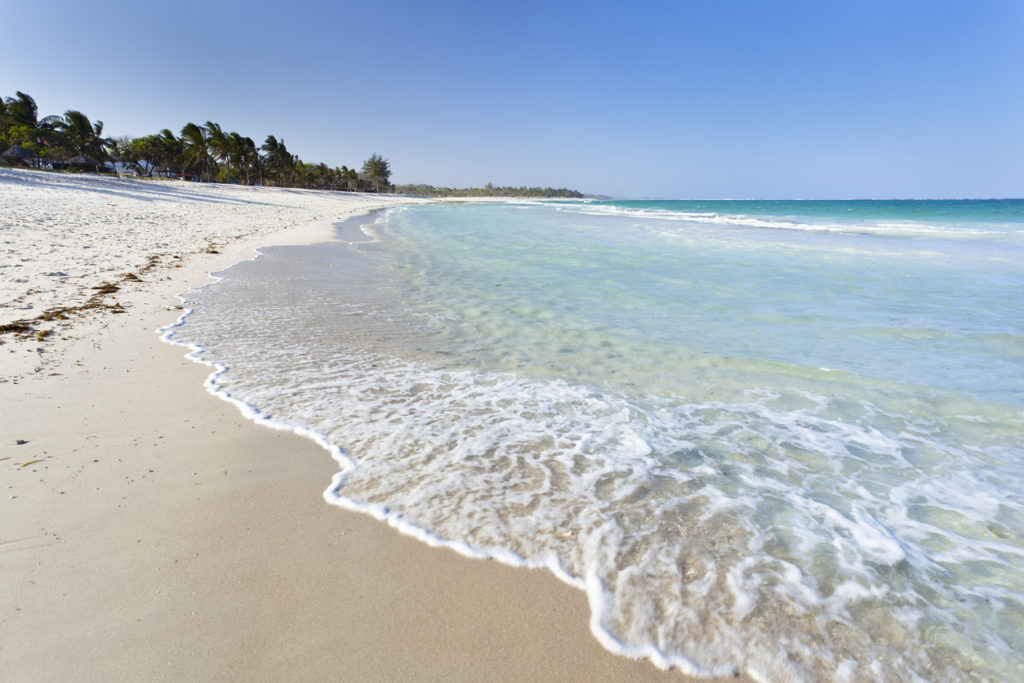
[155,245,716,678]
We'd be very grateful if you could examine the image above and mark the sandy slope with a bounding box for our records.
[0,168,410,316]
[0,168,419,380]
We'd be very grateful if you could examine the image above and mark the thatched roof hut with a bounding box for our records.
[1,145,36,167]
[2,145,35,159]
[54,154,106,172]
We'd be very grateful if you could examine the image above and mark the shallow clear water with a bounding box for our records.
[166,200,1024,681]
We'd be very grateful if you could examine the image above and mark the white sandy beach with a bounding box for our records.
[0,168,425,379]
[0,168,738,681]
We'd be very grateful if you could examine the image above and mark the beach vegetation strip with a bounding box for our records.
[4,90,585,199]
[1,90,389,192]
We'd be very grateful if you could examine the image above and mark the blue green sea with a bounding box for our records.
[165,199,1024,680]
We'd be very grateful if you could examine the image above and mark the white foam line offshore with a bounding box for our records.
[556,203,1004,238]
[561,204,863,233]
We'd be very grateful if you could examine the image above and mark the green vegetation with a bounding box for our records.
[393,182,584,198]
[361,153,392,193]
[3,89,581,197]
[1,90,389,191]
[1,92,106,168]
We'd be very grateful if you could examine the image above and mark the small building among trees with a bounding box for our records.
[52,154,108,173]
[1,144,36,167]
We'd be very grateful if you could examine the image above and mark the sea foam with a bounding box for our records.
[164,201,1024,680]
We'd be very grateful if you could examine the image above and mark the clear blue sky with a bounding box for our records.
[3,0,1022,198]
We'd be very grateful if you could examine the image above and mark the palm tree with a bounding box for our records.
[230,134,262,185]
[56,110,112,171]
[314,162,330,189]
[261,135,295,186]
[181,122,213,181]
[155,129,184,177]
[203,121,232,180]
[199,126,263,184]
[225,132,243,182]
[339,165,360,191]
[3,91,61,166]
[229,132,259,185]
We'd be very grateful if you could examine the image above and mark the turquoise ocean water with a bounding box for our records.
[166,199,1024,680]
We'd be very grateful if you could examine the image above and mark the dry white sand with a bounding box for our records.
[0,168,740,681]
[0,167,422,379]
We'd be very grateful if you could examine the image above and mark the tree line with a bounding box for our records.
[393,183,584,198]
[3,90,587,197]
[1,90,391,192]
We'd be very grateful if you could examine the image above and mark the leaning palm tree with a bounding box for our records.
[157,129,185,177]
[181,122,213,181]
[224,131,243,182]
[56,110,112,171]
[261,135,296,186]
[3,91,61,166]
[226,132,256,184]
[259,135,279,183]
[235,135,261,185]
[203,121,231,180]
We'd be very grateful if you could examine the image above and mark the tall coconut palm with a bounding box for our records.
[157,129,184,177]
[56,110,112,171]
[261,135,295,185]
[4,92,40,141]
[227,134,261,185]
[203,121,231,180]
[229,132,258,185]
[224,131,243,181]
[181,122,213,181]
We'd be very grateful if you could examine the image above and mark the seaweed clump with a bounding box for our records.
[0,322,34,334]
[1,253,176,345]
[1,272,137,340]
